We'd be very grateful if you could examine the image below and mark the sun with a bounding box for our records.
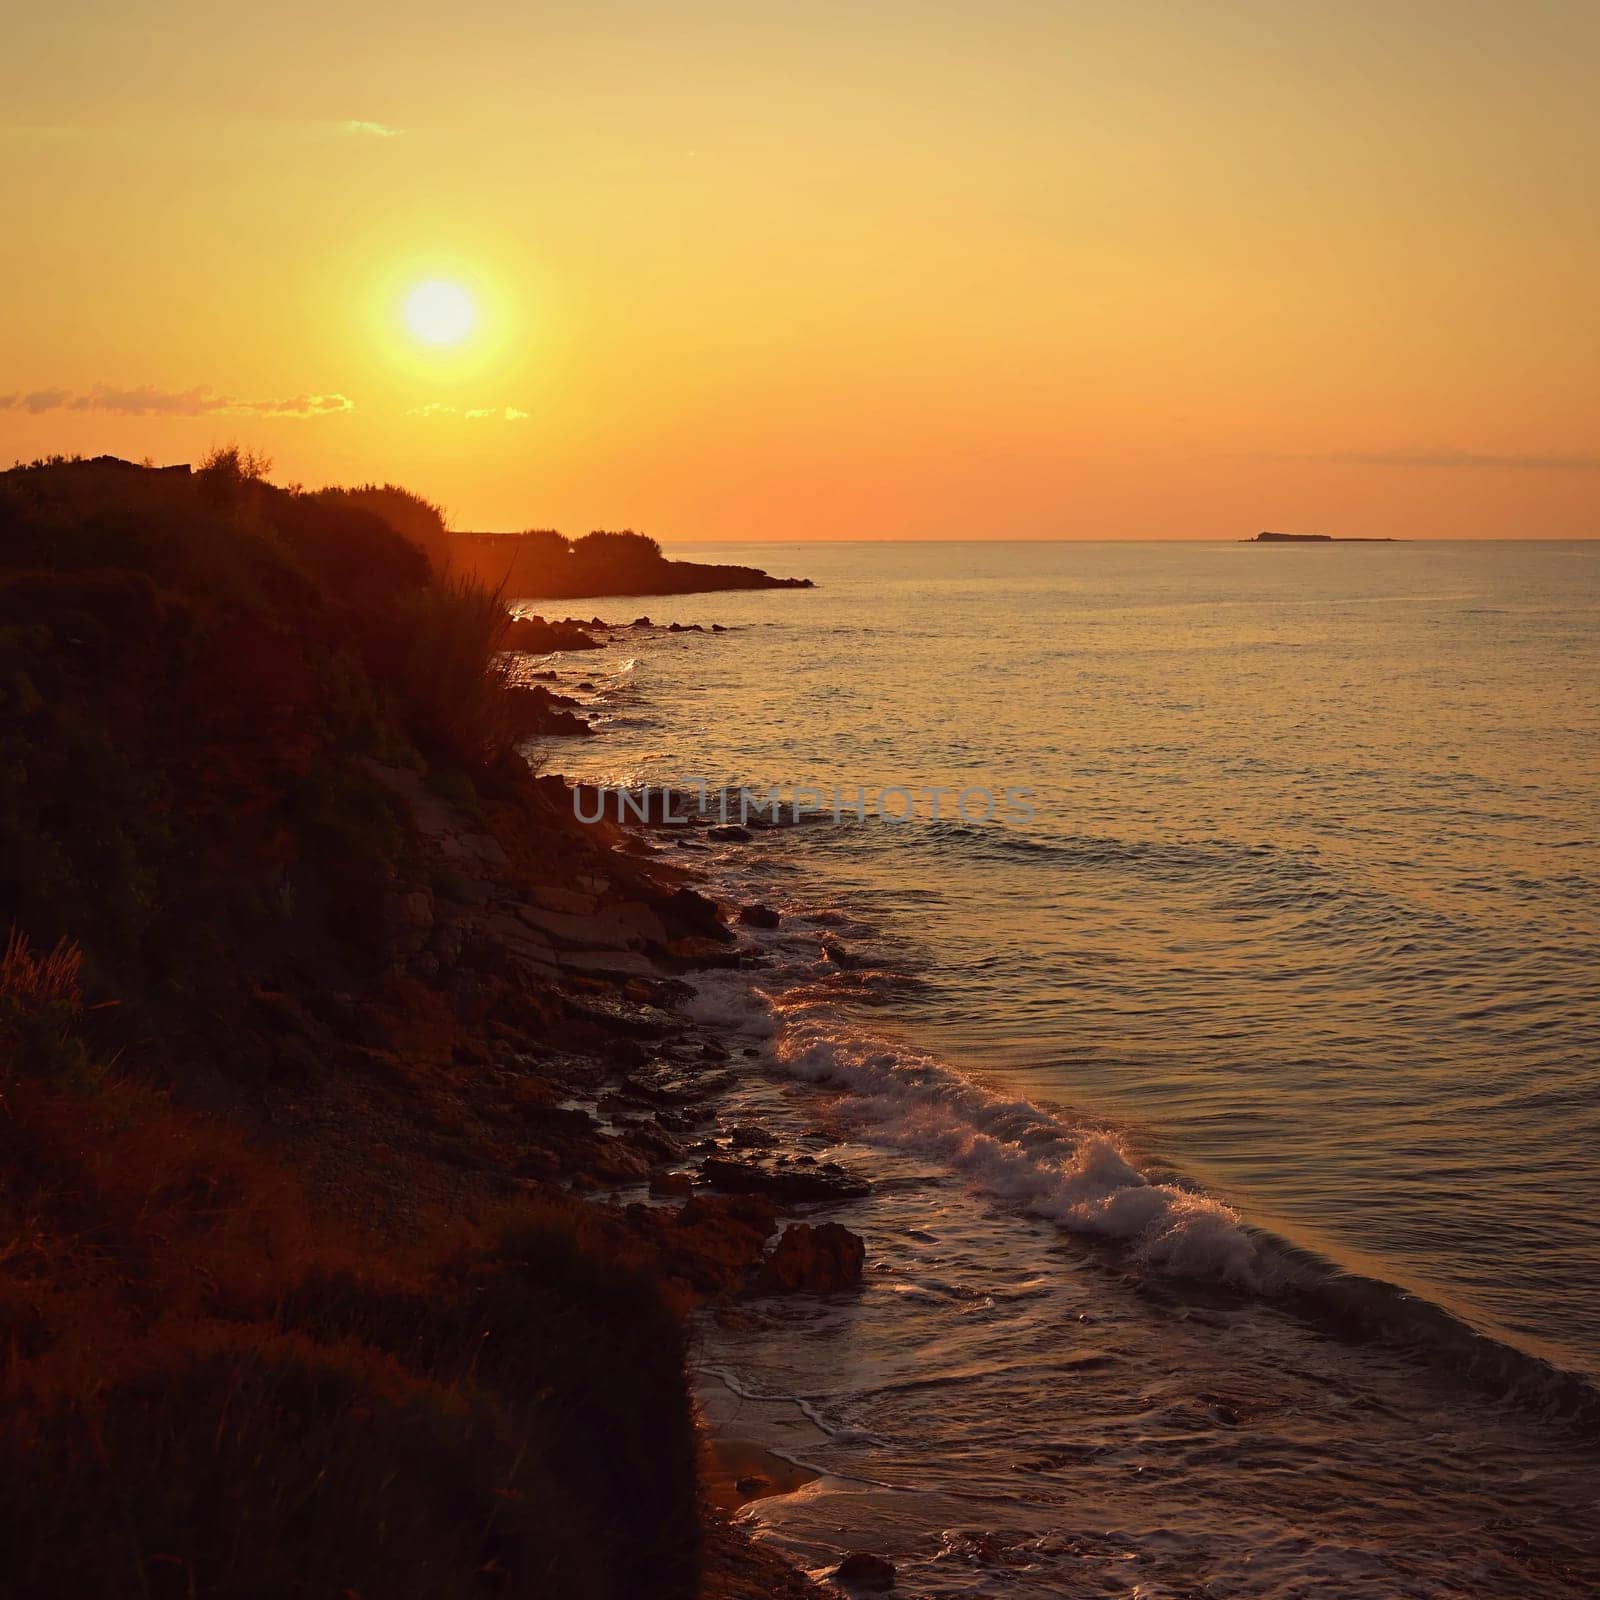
[403,279,477,346]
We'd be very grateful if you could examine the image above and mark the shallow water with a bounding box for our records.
[534,540,1600,1594]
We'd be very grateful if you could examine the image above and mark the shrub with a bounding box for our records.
[0,927,93,1084]
[0,1326,610,1600]
[388,573,525,768]
[276,1202,702,1600]
[317,483,452,575]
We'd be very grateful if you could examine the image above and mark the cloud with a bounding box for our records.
[339,119,401,138]
[408,403,530,422]
[1,385,353,418]
[0,387,73,415]
[1262,449,1600,472]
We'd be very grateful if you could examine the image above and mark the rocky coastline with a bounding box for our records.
[0,453,846,1598]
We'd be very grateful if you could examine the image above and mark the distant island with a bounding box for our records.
[1248,530,1399,543]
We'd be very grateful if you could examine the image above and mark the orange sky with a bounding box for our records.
[3,2,1596,537]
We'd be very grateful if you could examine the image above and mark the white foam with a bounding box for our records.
[693,968,1269,1290]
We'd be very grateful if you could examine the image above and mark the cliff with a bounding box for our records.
[0,455,832,1599]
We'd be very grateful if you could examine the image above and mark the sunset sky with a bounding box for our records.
[4,1,1596,538]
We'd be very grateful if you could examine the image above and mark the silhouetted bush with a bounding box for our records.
[0,1327,612,1600]
[278,1204,701,1600]
[317,482,453,574]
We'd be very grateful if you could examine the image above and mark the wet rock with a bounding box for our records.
[737,903,780,928]
[756,1222,866,1294]
[649,1170,695,1198]
[631,615,652,628]
[559,991,677,1037]
[728,1125,779,1149]
[655,1193,779,1294]
[503,616,602,653]
[625,1061,736,1106]
[707,824,753,843]
[834,1552,896,1591]
[501,684,594,737]
[662,886,730,941]
[701,1156,870,1205]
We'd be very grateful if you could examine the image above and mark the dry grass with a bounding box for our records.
[1,926,83,1009]
[392,573,533,768]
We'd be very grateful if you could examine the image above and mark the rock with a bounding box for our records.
[708,825,753,843]
[589,1136,652,1184]
[527,884,598,916]
[834,1552,896,1591]
[756,1222,866,1294]
[624,1061,736,1106]
[656,1193,779,1294]
[662,888,731,939]
[728,1124,779,1149]
[701,1156,871,1205]
[650,1170,695,1198]
[503,616,603,653]
[612,900,669,944]
[501,684,594,737]
[379,887,435,958]
[711,623,727,632]
[737,903,780,928]
[559,991,676,1038]
[435,869,493,907]
[557,949,659,979]
[631,616,652,628]
[514,902,648,950]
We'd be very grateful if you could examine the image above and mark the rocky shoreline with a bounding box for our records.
[0,455,844,1598]
[255,742,863,1594]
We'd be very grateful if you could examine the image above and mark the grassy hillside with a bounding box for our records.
[0,454,702,1598]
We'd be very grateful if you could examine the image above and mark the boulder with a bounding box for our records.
[662,885,731,941]
[656,1193,779,1294]
[737,903,780,928]
[755,1222,865,1294]
[701,1156,870,1205]
[503,616,603,653]
[834,1552,896,1591]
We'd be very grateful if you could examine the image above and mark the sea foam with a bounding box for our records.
[687,969,1269,1290]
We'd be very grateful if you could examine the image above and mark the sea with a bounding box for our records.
[534,540,1600,1598]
